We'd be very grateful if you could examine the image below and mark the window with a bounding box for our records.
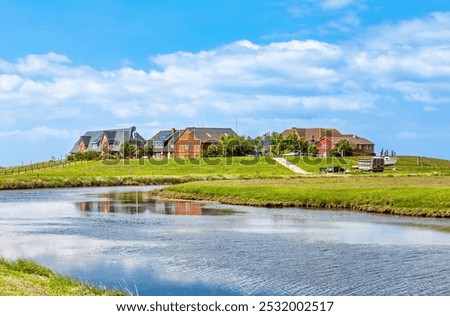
[185,144,190,150]
[358,144,362,149]
[155,141,163,149]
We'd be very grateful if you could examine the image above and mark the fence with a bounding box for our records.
[0,160,82,176]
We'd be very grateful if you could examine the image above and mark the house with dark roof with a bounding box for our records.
[148,128,182,159]
[70,126,146,156]
[316,135,375,157]
[282,127,375,157]
[281,127,343,143]
[174,127,238,158]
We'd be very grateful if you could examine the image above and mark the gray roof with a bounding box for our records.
[149,129,183,153]
[70,126,146,154]
[185,127,237,143]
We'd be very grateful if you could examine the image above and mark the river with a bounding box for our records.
[0,186,449,295]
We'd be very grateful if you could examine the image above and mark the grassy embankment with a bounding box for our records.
[156,176,450,217]
[286,155,450,174]
[152,156,450,218]
[0,258,126,296]
[0,156,293,190]
[1,155,450,217]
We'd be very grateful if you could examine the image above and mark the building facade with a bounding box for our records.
[174,127,237,158]
[282,127,375,157]
[70,126,146,156]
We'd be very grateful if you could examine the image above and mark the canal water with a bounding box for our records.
[0,186,449,296]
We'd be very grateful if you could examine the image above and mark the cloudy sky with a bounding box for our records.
[1,0,450,166]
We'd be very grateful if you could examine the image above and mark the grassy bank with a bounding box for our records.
[286,155,450,174]
[156,175,450,217]
[2,155,450,217]
[0,157,294,190]
[0,258,126,296]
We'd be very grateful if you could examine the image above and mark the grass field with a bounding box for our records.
[286,155,450,174]
[157,175,450,217]
[0,258,126,296]
[0,156,294,189]
[1,155,449,217]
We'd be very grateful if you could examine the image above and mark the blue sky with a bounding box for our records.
[1,0,450,166]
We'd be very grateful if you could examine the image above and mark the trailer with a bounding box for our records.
[358,157,385,172]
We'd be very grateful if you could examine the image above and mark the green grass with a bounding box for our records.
[286,155,450,175]
[0,157,294,189]
[286,156,359,172]
[2,155,450,216]
[157,175,450,217]
[0,258,126,296]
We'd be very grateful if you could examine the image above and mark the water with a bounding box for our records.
[0,186,449,296]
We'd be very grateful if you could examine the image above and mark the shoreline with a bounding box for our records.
[1,175,449,218]
[152,177,450,218]
[153,189,450,218]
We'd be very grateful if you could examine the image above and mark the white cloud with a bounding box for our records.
[0,11,450,140]
[321,0,354,10]
[322,11,360,33]
[0,39,355,126]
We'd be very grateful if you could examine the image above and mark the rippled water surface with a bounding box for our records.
[1,186,449,295]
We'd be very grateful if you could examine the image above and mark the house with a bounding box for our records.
[336,134,375,156]
[281,127,343,143]
[315,135,375,157]
[174,127,238,158]
[70,126,146,156]
[148,128,182,159]
[315,137,334,156]
[282,127,375,157]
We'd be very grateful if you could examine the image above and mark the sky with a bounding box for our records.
[1,0,450,166]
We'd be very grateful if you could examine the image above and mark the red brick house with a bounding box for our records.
[174,127,237,158]
[315,137,334,156]
[282,127,375,157]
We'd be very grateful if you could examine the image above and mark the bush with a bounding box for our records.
[67,151,101,161]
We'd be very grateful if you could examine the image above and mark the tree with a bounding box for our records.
[307,143,319,156]
[269,133,309,155]
[269,132,284,155]
[120,141,137,159]
[203,144,220,157]
[219,134,256,157]
[330,140,354,157]
[139,144,153,158]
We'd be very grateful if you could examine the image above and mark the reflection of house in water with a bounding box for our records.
[76,200,145,214]
[153,200,202,215]
[77,197,204,215]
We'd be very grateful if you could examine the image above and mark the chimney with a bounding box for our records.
[171,128,176,134]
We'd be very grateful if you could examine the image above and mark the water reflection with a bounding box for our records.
[1,186,449,296]
[76,191,237,216]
